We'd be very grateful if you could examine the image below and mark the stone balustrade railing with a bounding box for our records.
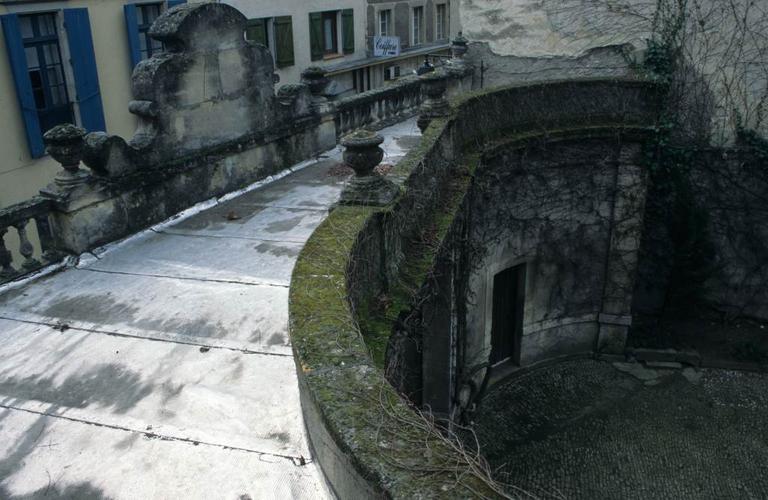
[0,197,58,282]
[333,62,473,138]
[335,76,422,137]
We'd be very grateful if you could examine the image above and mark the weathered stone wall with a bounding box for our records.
[41,3,335,255]
[342,79,660,421]
[466,42,638,89]
[462,139,647,370]
[634,149,768,320]
[460,0,768,143]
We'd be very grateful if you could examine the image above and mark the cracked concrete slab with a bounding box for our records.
[0,270,291,354]
[0,319,306,457]
[79,231,303,287]
[162,205,329,243]
[0,409,327,500]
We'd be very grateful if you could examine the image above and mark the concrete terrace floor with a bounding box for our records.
[474,359,768,500]
[0,119,421,499]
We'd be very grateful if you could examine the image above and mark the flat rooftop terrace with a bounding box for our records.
[0,120,420,499]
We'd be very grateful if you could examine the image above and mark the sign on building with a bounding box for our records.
[373,36,400,57]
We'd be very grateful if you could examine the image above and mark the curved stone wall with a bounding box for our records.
[289,78,660,498]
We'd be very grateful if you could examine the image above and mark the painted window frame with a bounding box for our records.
[412,5,424,46]
[17,11,75,140]
[2,8,106,158]
[310,9,353,61]
[321,10,338,55]
[378,8,392,37]
[435,2,448,41]
[136,2,164,61]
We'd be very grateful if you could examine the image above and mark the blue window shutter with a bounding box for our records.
[63,8,106,132]
[123,4,141,69]
[167,0,186,8]
[1,14,45,158]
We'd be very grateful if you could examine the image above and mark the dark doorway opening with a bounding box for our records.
[490,264,525,366]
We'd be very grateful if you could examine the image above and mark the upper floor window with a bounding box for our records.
[124,1,186,69]
[18,13,74,137]
[412,6,424,46]
[245,16,295,68]
[309,9,354,61]
[379,9,392,37]
[2,9,106,157]
[436,3,448,41]
[137,3,163,61]
[322,11,338,54]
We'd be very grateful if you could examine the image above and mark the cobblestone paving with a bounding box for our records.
[473,359,768,499]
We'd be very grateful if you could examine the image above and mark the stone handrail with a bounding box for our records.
[289,77,661,498]
[333,64,473,138]
[0,197,58,282]
[335,76,422,137]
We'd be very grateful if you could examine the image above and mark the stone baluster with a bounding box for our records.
[14,222,40,271]
[43,124,89,190]
[339,130,399,207]
[33,213,59,261]
[0,229,13,279]
[417,69,451,133]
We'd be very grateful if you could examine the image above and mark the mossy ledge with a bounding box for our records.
[288,77,661,499]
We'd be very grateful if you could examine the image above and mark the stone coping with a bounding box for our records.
[288,78,661,498]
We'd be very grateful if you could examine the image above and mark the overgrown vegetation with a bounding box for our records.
[633,0,768,356]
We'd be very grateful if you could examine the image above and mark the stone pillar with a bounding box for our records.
[43,124,89,191]
[339,130,399,206]
[417,69,451,133]
[597,144,649,354]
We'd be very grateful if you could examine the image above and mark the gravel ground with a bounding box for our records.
[473,359,768,499]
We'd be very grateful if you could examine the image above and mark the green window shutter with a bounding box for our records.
[309,12,322,61]
[246,18,268,47]
[342,9,354,54]
[274,16,294,68]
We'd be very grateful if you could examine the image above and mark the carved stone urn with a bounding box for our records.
[43,124,89,188]
[342,130,384,177]
[301,66,330,97]
[339,130,399,206]
[417,69,451,133]
[450,32,469,61]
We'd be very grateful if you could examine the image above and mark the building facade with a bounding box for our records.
[0,0,461,212]
[220,0,368,94]
[0,0,184,210]
[357,0,460,90]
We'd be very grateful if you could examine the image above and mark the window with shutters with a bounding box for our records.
[412,6,424,46]
[379,9,392,37]
[18,13,74,140]
[435,3,448,41]
[309,9,353,61]
[3,8,106,157]
[245,17,294,68]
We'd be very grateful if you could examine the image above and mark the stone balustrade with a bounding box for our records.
[335,76,423,137]
[0,197,58,282]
